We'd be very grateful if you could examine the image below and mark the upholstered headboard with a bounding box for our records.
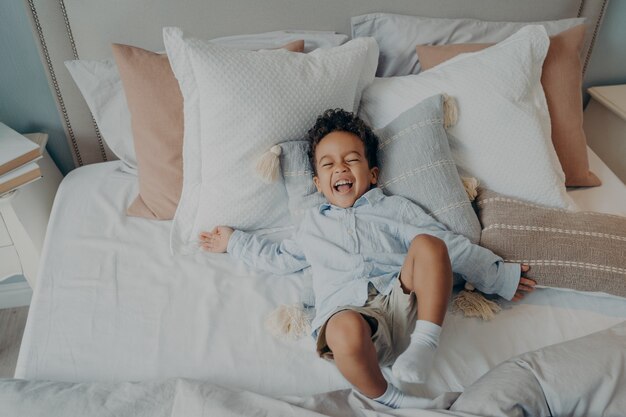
[24,0,609,167]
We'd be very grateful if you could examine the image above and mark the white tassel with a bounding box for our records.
[442,94,458,129]
[265,304,311,341]
[461,177,480,201]
[256,145,282,183]
[452,282,501,321]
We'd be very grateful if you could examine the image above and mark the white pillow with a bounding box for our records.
[359,25,576,211]
[65,31,349,172]
[164,27,378,254]
[351,13,585,77]
[210,30,349,52]
[65,58,134,170]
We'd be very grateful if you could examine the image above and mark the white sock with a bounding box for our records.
[392,320,441,384]
[372,382,433,409]
[373,382,404,408]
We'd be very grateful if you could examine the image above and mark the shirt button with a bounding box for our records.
[347,229,353,235]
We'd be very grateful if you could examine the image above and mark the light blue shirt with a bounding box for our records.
[228,188,520,334]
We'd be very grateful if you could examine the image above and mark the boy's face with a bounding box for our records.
[313,131,378,208]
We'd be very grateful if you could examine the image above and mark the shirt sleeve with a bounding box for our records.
[227,229,309,275]
[400,200,520,300]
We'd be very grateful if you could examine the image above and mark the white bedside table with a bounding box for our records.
[0,133,63,292]
[583,84,626,184]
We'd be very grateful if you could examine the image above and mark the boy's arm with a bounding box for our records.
[200,227,309,275]
[401,201,520,300]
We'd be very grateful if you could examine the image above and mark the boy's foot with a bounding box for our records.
[372,382,433,409]
[392,320,441,384]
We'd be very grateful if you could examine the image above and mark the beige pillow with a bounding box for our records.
[112,45,183,219]
[477,189,626,298]
[112,40,305,220]
[416,25,600,188]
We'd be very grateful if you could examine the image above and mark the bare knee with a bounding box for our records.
[409,234,449,260]
[402,234,452,291]
[325,311,371,356]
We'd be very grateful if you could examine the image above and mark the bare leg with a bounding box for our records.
[325,310,444,409]
[392,234,453,383]
[324,310,387,398]
[399,234,453,325]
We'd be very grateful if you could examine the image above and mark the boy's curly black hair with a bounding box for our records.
[307,108,379,175]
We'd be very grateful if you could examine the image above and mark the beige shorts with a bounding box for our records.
[316,276,417,367]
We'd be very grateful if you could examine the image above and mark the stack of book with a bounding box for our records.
[0,122,43,197]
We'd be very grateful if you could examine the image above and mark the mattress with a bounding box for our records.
[568,147,626,216]
[15,148,626,399]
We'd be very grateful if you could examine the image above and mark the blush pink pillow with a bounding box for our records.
[416,25,600,188]
[112,40,305,219]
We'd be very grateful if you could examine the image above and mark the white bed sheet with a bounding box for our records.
[568,147,626,216]
[15,149,626,399]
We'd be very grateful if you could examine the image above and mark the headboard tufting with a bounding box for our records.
[24,0,610,168]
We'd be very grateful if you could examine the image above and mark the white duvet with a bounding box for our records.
[5,321,626,416]
[15,149,626,403]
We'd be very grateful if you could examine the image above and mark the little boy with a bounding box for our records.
[200,109,535,409]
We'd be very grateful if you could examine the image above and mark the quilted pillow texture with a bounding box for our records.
[279,94,481,243]
[416,25,600,188]
[477,189,626,298]
[351,12,584,77]
[65,31,348,171]
[359,25,576,211]
[111,41,304,220]
[164,27,378,254]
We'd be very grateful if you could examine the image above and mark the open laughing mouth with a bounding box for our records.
[334,179,353,193]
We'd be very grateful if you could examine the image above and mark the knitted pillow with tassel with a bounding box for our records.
[477,189,626,298]
[257,93,481,242]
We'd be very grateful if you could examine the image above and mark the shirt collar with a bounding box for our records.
[319,187,384,213]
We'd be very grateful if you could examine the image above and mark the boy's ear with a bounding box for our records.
[313,175,322,193]
[370,167,379,185]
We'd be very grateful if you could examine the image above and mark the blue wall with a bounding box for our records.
[584,0,626,90]
[0,1,73,175]
[1,0,625,175]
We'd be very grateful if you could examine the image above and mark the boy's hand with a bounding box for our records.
[512,264,536,301]
[199,226,234,253]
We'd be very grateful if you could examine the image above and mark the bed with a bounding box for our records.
[14,147,626,389]
[9,0,626,416]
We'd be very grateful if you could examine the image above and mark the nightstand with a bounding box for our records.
[583,84,626,184]
[0,133,63,292]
